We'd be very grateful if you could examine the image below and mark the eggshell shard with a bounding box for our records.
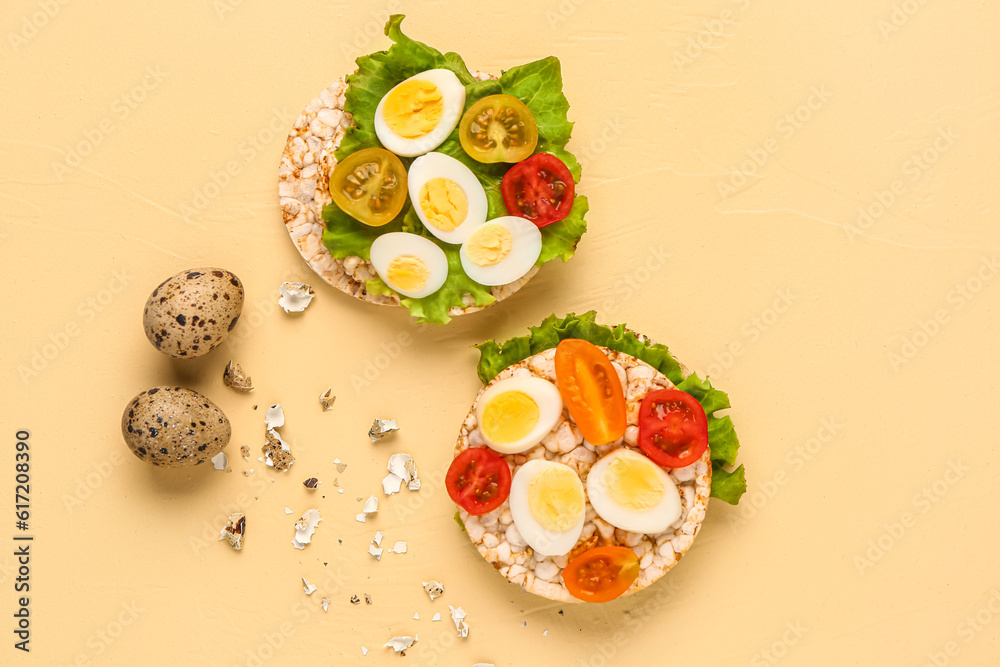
[121,386,231,467]
[449,606,469,638]
[263,428,295,471]
[219,513,245,550]
[278,282,315,313]
[142,267,244,359]
[292,509,322,549]
[422,581,444,600]
[369,418,399,442]
[319,387,336,411]
[384,636,417,653]
[223,361,254,393]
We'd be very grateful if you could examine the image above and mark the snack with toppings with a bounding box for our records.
[279,15,588,324]
[448,312,746,603]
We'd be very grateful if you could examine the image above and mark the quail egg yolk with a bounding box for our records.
[465,222,513,267]
[419,178,468,232]
[528,467,584,531]
[482,390,538,444]
[386,255,430,292]
[383,80,444,139]
[605,456,664,511]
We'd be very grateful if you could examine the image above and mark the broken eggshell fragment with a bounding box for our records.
[369,419,399,442]
[319,387,336,411]
[384,636,417,653]
[292,509,321,549]
[223,361,254,393]
[121,386,231,467]
[263,428,295,471]
[450,606,469,638]
[142,267,244,359]
[422,581,444,600]
[262,404,294,470]
[382,453,420,495]
[278,282,315,313]
[219,513,245,550]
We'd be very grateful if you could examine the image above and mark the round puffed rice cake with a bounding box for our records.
[277,73,538,317]
[454,343,712,603]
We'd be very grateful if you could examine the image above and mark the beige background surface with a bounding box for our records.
[2,0,999,665]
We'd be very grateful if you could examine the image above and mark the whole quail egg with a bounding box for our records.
[121,386,231,467]
[143,268,244,358]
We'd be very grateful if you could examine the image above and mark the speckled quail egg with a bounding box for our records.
[121,386,231,467]
[143,268,244,358]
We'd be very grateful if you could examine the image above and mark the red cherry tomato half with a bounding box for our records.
[500,152,575,227]
[563,546,640,603]
[446,447,512,515]
[637,389,709,468]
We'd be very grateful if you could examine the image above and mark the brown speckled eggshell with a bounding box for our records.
[121,386,231,467]
[142,268,244,359]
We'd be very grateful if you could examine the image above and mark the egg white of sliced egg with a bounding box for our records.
[374,69,466,157]
[586,449,681,534]
[475,376,563,454]
[369,232,448,299]
[460,216,541,286]
[509,459,586,557]
[408,152,488,244]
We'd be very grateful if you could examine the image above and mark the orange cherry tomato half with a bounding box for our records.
[563,546,640,603]
[554,339,627,446]
[446,447,512,516]
[637,389,709,468]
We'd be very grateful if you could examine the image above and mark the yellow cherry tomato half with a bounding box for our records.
[554,338,628,446]
[459,94,538,163]
[328,147,408,226]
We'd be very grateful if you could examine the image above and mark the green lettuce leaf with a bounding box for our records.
[475,311,747,504]
[321,15,588,324]
[710,464,746,505]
